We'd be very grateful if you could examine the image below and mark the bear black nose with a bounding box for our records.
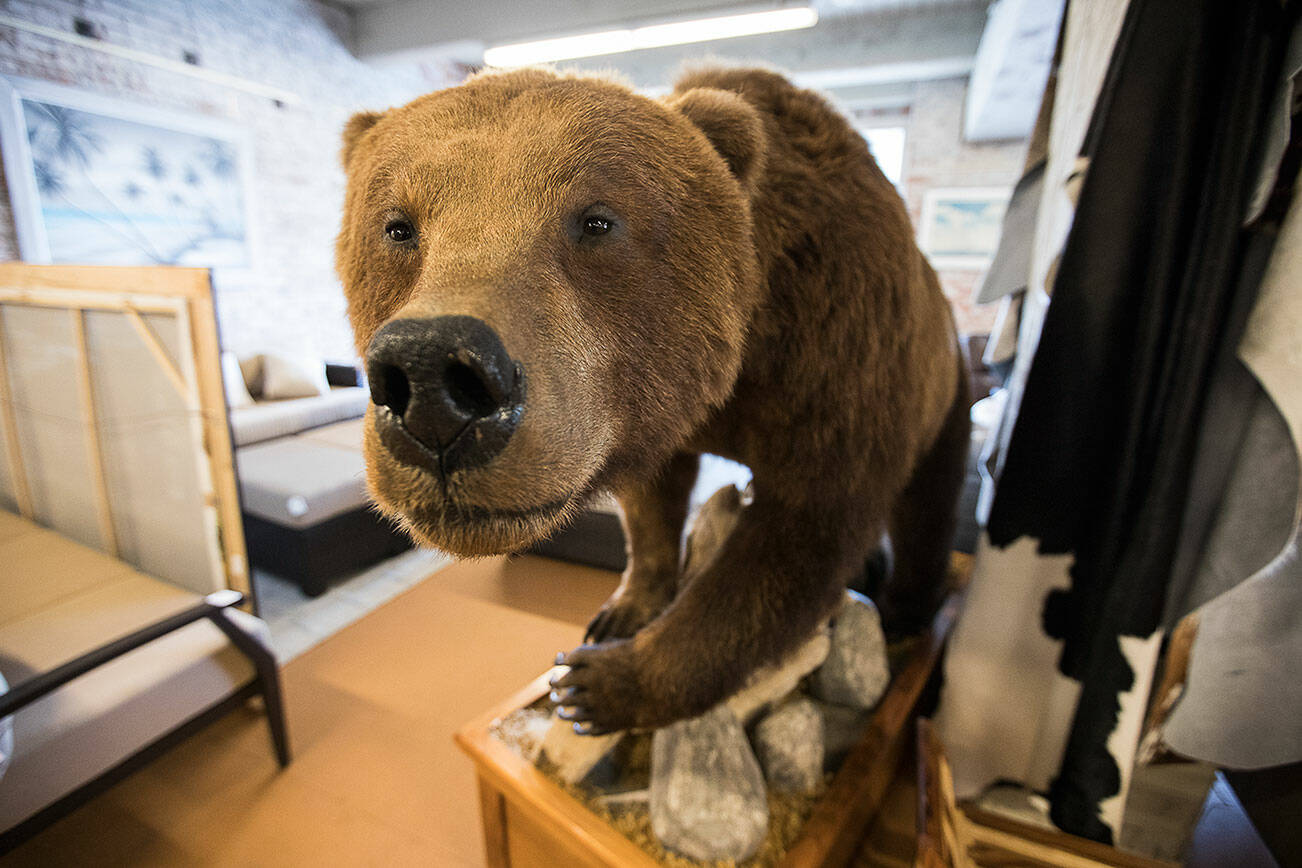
[365,315,525,474]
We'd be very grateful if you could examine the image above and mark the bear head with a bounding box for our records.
[336,68,765,557]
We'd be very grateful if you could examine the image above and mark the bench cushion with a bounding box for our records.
[0,510,35,544]
[237,431,369,529]
[0,521,142,628]
[0,511,264,832]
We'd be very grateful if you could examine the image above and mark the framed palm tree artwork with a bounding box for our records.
[917,187,1010,271]
[0,76,253,268]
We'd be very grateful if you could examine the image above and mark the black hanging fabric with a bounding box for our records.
[984,0,1297,843]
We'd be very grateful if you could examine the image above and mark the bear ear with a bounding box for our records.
[668,87,766,190]
[340,110,385,169]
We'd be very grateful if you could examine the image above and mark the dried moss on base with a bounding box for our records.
[595,785,827,868]
[493,705,827,867]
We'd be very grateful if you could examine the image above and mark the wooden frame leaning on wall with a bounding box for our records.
[0,263,250,604]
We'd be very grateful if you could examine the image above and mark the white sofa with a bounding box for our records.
[228,386,369,448]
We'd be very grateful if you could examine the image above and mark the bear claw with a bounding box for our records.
[584,607,634,643]
[584,597,662,643]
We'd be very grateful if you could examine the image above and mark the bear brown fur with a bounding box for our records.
[336,66,969,733]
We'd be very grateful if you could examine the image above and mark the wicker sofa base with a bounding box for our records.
[243,508,413,597]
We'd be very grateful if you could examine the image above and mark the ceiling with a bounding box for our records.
[330,0,1061,139]
[331,0,987,14]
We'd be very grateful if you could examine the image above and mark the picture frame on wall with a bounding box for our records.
[0,75,254,269]
[918,187,1010,270]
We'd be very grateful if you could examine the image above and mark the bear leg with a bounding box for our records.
[586,452,699,643]
[556,493,855,732]
[879,361,971,636]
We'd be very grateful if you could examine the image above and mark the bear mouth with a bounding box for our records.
[393,487,583,557]
[372,409,579,525]
[445,494,576,524]
[364,399,594,556]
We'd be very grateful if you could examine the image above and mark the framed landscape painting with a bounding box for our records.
[918,187,1010,270]
[0,76,253,268]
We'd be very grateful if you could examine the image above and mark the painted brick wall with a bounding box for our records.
[902,76,1026,335]
[0,2,1024,350]
[0,0,444,361]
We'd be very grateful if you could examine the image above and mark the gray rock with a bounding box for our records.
[682,485,744,577]
[594,788,650,809]
[538,712,624,784]
[726,624,830,725]
[753,697,824,792]
[810,590,890,710]
[650,705,769,862]
[814,699,871,771]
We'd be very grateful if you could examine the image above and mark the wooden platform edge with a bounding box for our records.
[782,563,967,867]
[454,673,661,868]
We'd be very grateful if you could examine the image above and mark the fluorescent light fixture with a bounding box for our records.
[483,7,819,67]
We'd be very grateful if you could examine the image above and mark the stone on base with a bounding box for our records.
[650,704,769,862]
[754,696,825,792]
[810,590,890,710]
[726,624,831,725]
[538,713,624,784]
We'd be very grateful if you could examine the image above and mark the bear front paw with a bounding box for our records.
[549,640,657,735]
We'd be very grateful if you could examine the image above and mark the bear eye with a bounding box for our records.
[384,218,414,243]
[582,215,612,236]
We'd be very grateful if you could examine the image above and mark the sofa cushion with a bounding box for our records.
[236,433,370,528]
[296,416,365,450]
[238,354,265,399]
[228,387,369,447]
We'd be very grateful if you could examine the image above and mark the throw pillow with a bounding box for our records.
[238,354,265,399]
[260,353,329,400]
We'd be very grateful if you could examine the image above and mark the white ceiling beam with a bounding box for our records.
[793,55,972,89]
[963,0,1063,141]
[352,1,990,92]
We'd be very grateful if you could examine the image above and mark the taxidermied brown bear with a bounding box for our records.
[336,66,969,733]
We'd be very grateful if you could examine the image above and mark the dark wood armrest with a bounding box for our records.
[0,590,245,720]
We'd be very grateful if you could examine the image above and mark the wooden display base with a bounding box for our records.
[456,554,970,868]
[915,719,1176,868]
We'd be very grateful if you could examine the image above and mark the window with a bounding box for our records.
[859,126,906,191]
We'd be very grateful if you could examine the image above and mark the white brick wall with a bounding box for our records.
[0,0,444,361]
[902,77,1026,334]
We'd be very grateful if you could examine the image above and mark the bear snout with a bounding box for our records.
[365,315,526,475]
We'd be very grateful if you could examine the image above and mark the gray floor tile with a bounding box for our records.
[251,547,454,663]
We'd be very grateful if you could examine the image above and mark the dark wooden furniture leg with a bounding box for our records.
[208,605,291,767]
